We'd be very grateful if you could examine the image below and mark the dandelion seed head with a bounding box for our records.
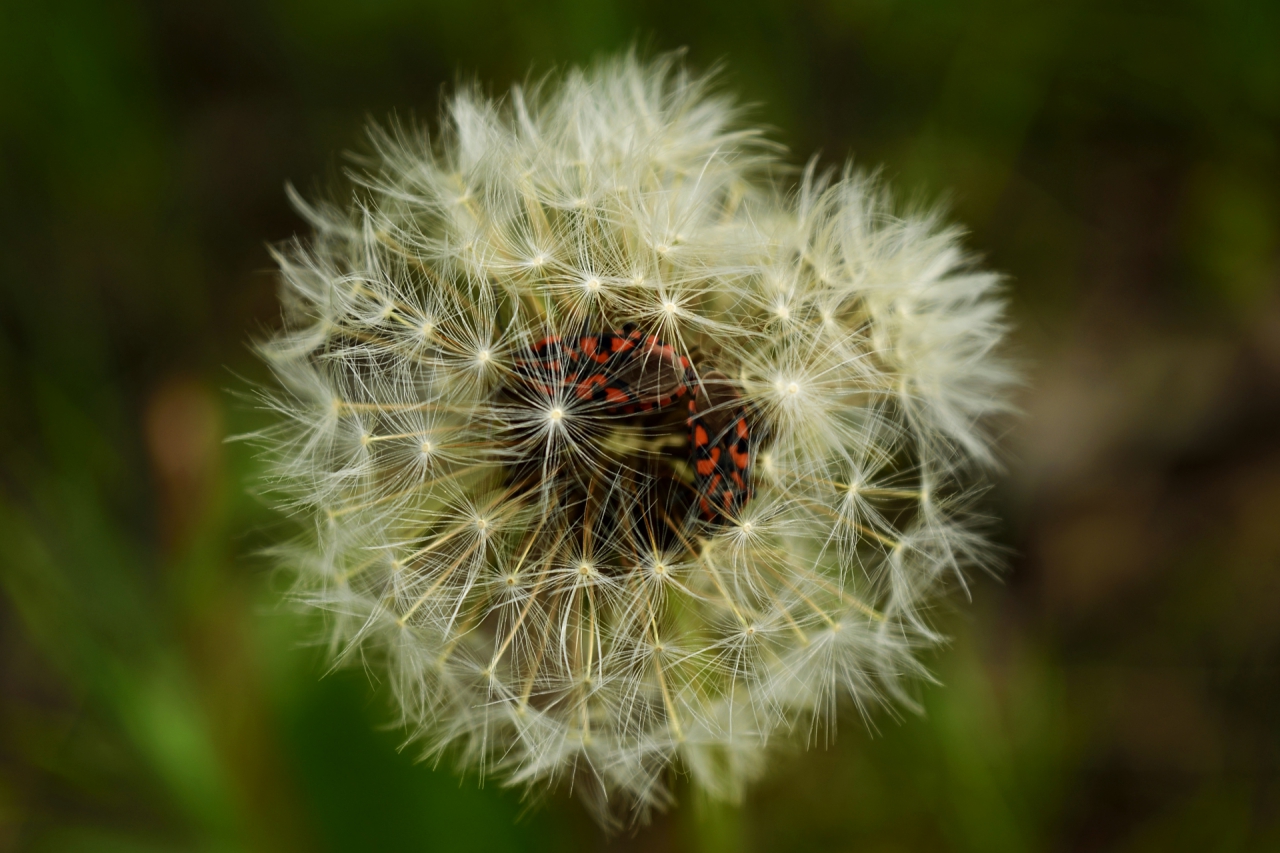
[253,50,1015,829]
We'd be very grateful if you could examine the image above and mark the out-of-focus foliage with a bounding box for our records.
[0,1,1276,851]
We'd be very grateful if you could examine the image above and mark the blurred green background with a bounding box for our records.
[2,1,1278,850]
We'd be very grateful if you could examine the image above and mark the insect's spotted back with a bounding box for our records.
[511,327,751,524]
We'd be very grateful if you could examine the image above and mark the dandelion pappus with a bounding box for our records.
[513,324,752,521]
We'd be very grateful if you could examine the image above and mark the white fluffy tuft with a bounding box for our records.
[251,51,1015,827]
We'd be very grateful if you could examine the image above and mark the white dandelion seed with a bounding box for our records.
[250,50,1015,828]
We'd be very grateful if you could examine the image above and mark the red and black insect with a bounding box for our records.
[513,325,752,521]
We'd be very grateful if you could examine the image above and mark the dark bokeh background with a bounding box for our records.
[2,1,1278,850]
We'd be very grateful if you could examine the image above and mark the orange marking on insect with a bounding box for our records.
[576,375,608,399]
[580,337,610,363]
